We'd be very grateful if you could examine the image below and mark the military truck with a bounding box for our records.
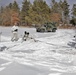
[36,22,57,32]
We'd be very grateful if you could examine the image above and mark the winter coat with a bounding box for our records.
[11,25,19,33]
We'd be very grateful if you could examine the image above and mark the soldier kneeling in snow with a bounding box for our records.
[22,31,36,42]
[22,31,29,41]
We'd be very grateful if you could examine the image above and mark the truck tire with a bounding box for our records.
[52,28,56,32]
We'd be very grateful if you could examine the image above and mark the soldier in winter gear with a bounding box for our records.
[22,31,36,42]
[11,23,19,41]
[22,31,30,41]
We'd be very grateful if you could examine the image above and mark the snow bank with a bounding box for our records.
[0,28,76,74]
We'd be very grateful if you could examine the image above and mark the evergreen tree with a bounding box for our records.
[61,0,69,24]
[51,0,55,7]
[0,6,4,13]
[21,0,30,25]
[8,3,13,9]
[72,4,76,18]
[71,4,76,26]
[58,0,63,22]
[12,1,20,12]
[0,6,4,25]
[32,0,51,25]
[11,1,20,25]
[63,0,69,16]
[51,0,58,13]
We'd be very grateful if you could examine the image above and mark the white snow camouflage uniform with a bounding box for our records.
[11,25,19,41]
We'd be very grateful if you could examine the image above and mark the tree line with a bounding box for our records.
[0,0,76,26]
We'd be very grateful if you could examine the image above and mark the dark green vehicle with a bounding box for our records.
[36,22,57,32]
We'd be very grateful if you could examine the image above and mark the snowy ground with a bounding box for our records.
[0,26,76,75]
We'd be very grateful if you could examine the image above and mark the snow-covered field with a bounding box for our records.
[0,26,76,75]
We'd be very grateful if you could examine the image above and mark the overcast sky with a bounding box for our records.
[0,0,76,10]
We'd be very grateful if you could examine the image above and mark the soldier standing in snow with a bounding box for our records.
[11,23,19,41]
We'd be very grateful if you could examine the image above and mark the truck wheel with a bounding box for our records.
[41,29,45,32]
[36,29,40,32]
[52,28,56,32]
